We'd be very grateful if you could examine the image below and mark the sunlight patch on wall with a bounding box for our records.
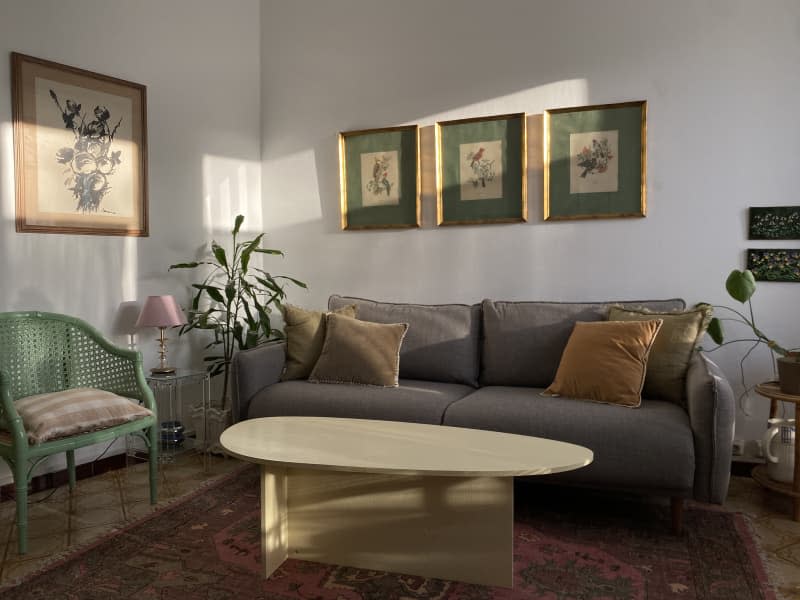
[0,121,14,221]
[262,148,321,228]
[202,154,262,238]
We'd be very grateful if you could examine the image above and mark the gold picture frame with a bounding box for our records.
[544,100,646,221]
[12,52,148,236]
[338,125,420,230]
[436,113,527,226]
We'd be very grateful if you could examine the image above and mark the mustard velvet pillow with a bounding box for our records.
[308,313,408,387]
[608,305,712,405]
[545,319,663,408]
[281,304,356,380]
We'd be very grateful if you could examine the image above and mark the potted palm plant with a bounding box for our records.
[170,215,306,449]
[705,269,799,394]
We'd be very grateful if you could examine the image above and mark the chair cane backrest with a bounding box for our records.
[0,312,141,403]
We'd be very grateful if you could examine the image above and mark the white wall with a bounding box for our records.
[0,0,262,482]
[261,0,800,441]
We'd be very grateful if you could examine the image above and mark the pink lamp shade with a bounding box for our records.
[135,295,188,328]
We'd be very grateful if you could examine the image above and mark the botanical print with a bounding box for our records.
[49,89,122,213]
[749,206,800,240]
[459,140,503,201]
[747,249,800,282]
[569,130,619,194]
[34,77,135,218]
[360,150,400,207]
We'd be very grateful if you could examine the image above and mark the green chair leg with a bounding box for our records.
[66,450,76,491]
[14,461,28,555]
[148,425,158,505]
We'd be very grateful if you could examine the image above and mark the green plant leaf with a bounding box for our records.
[274,275,308,289]
[225,282,236,302]
[211,242,228,268]
[241,234,264,274]
[232,214,244,236]
[725,269,756,303]
[169,261,201,270]
[254,248,284,256]
[192,284,224,303]
[707,317,724,345]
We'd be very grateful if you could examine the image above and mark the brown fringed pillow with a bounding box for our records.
[281,304,356,380]
[308,313,408,387]
[544,319,663,408]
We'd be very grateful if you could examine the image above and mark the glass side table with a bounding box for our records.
[127,369,211,469]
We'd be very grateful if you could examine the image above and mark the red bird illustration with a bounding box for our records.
[470,147,485,167]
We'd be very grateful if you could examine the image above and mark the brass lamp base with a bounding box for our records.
[150,366,177,375]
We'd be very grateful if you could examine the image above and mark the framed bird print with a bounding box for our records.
[544,101,646,220]
[436,113,527,226]
[338,125,420,230]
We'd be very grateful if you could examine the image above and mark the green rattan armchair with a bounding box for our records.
[0,311,158,554]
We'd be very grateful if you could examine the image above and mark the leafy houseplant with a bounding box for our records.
[705,269,799,394]
[170,215,306,411]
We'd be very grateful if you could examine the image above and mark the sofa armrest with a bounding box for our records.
[231,340,286,422]
[685,352,735,503]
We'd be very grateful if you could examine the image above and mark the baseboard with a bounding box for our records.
[0,453,145,502]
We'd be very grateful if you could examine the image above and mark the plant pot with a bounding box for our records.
[777,356,800,395]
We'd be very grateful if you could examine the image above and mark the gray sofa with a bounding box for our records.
[232,295,735,512]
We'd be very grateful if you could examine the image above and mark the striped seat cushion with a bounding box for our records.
[15,387,153,444]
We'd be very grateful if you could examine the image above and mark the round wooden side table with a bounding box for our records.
[753,381,799,521]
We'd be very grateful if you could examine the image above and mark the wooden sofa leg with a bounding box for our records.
[671,497,683,534]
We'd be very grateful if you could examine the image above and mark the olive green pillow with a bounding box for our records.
[608,305,712,404]
[308,313,408,387]
[545,319,663,408]
[281,304,356,380]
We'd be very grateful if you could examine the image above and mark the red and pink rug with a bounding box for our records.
[3,466,774,599]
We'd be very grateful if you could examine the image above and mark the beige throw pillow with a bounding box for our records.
[545,319,663,408]
[308,313,408,387]
[608,305,712,404]
[281,304,356,380]
[15,387,153,444]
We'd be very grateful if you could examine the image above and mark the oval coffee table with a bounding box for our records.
[220,416,592,588]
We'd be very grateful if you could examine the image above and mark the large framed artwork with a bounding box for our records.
[436,113,527,226]
[338,125,420,230]
[11,53,148,236]
[544,101,646,221]
[749,206,800,240]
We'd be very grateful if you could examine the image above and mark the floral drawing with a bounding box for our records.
[49,89,122,213]
[465,146,496,188]
[366,154,393,197]
[747,249,800,282]
[576,137,613,178]
[749,207,800,240]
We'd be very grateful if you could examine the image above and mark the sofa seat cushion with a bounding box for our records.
[247,379,476,425]
[329,295,480,387]
[480,299,686,388]
[443,386,694,493]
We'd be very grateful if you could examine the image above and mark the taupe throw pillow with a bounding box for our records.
[608,305,712,405]
[545,319,663,408]
[281,304,356,380]
[308,313,408,387]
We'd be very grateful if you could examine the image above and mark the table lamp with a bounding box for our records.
[135,295,188,374]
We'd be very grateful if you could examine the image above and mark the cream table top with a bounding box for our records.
[220,416,593,477]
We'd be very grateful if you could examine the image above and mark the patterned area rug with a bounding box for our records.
[3,466,774,600]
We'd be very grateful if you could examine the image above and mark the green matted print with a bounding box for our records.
[747,249,800,282]
[749,206,800,240]
[544,101,646,221]
[436,113,527,226]
[338,125,419,230]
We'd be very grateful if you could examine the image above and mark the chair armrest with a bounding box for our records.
[685,352,735,503]
[231,341,286,422]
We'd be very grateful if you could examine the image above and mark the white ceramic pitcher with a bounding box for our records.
[763,418,796,484]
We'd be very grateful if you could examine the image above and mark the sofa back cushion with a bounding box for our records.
[329,295,481,386]
[480,298,686,388]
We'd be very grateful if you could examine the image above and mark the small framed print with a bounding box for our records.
[544,101,646,221]
[749,206,800,240]
[747,249,800,282]
[12,52,148,236]
[436,113,527,226]
[338,125,420,230]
